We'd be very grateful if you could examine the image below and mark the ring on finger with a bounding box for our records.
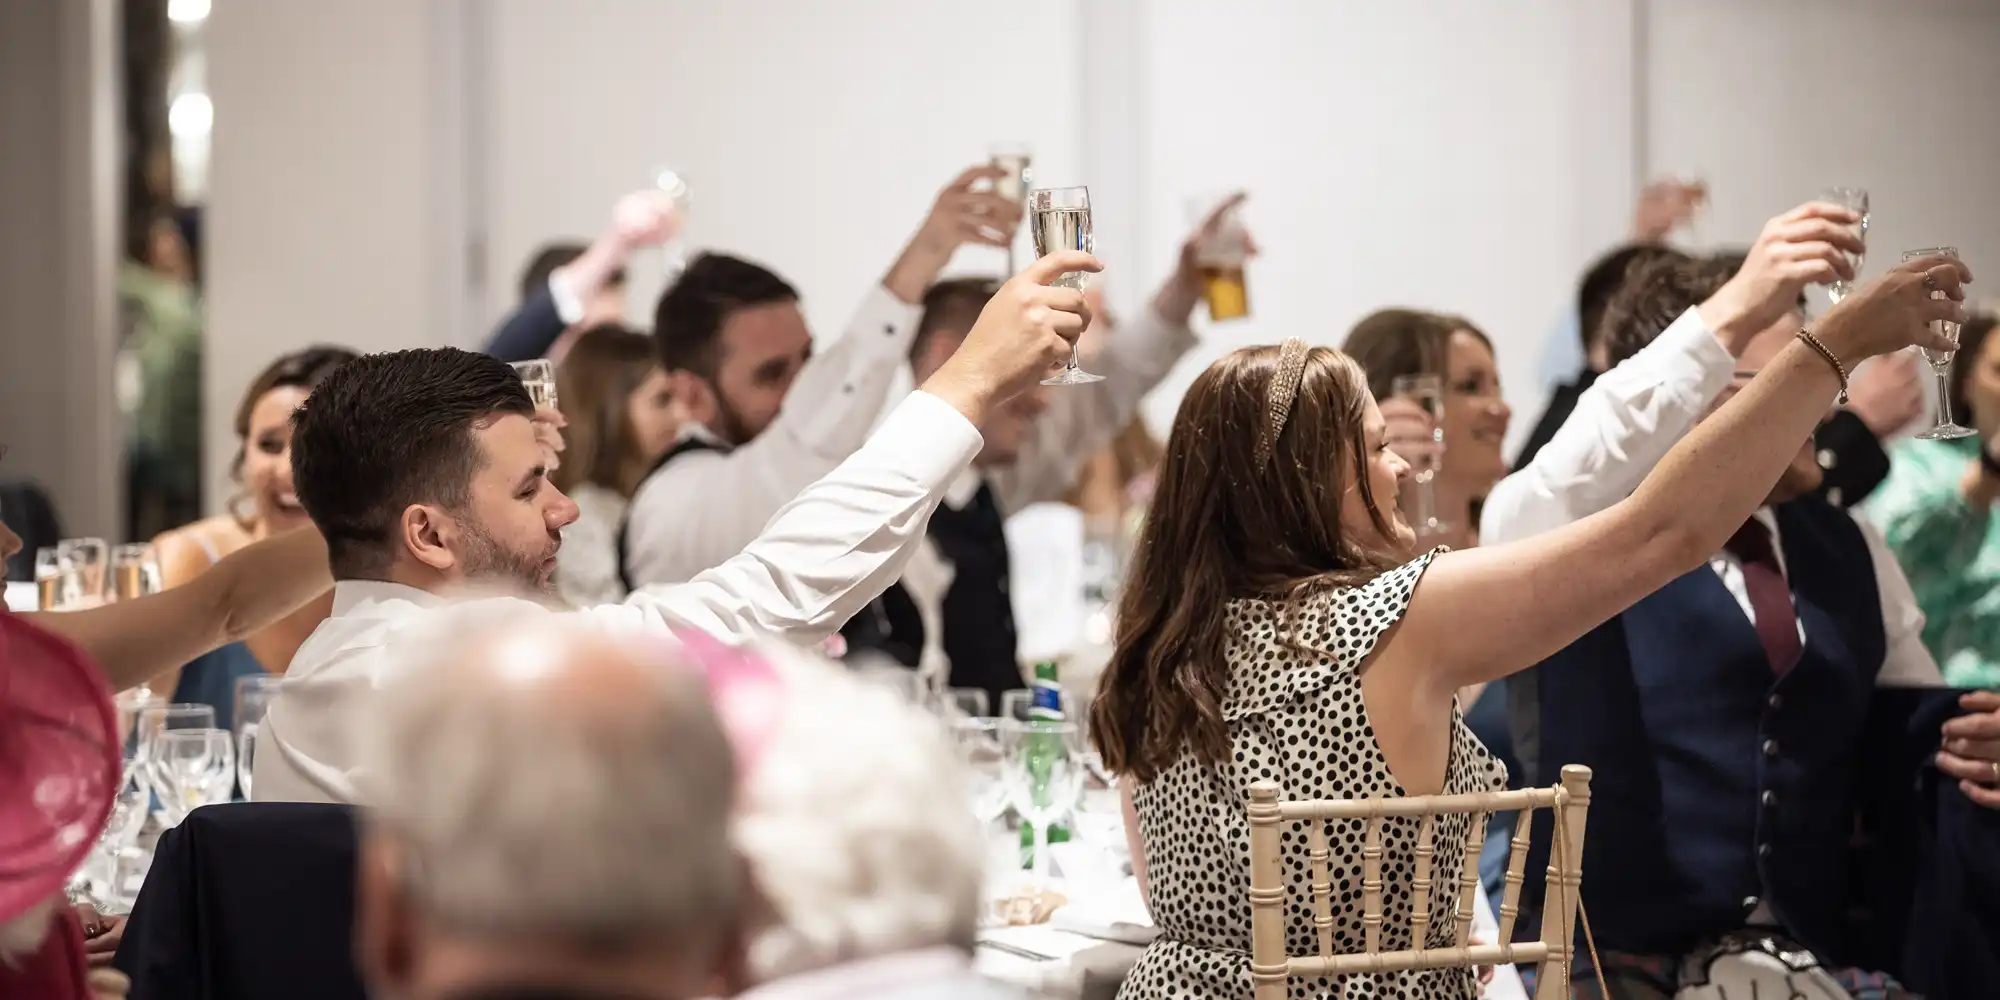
[1990,761,2000,786]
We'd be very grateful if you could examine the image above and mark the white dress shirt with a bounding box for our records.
[552,481,628,607]
[1481,306,1941,687]
[889,307,1196,686]
[622,285,923,586]
[254,391,983,805]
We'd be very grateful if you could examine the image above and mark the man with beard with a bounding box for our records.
[253,249,1098,805]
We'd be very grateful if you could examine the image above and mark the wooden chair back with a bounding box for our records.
[1246,764,1592,1000]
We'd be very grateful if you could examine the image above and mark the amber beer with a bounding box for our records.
[1200,264,1250,321]
[115,563,146,601]
[36,574,62,610]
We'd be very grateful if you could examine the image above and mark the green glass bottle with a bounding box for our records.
[1020,659,1072,867]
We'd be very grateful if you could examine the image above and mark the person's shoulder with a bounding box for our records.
[153,517,250,580]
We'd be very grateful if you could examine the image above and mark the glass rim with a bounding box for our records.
[155,726,231,741]
[1902,246,1960,259]
[138,703,215,717]
[989,141,1032,156]
[1390,372,1444,390]
[1027,185,1089,209]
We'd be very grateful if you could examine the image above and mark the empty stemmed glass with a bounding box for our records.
[1820,187,1869,304]
[1000,717,1084,891]
[151,728,235,826]
[57,538,110,608]
[931,687,991,720]
[237,724,259,801]
[1904,247,1977,440]
[953,717,1012,827]
[1028,186,1103,386]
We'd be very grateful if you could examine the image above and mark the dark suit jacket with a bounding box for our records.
[114,803,368,1000]
[1843,687,2000,998]
[483,285,568,362]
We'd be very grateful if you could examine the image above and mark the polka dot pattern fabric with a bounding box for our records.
[1120,550,1506,1000]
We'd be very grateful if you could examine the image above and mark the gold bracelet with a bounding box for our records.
[1795,327,1849,404]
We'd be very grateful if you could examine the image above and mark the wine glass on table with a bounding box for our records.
[1903,247,1977,440]
[1819,187,1869,304]
[1390,373,1450,539]
[111,542,163,602]
[1028,186,1104,385]
[57,537,110,608]
[152,727,233,826]
[1000,717,1083,891]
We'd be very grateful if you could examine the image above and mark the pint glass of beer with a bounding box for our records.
[1187,193,1251,322]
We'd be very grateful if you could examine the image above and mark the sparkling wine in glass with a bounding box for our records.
[1821,187,1869,304]
[34,546,64,610]
[1390,373,1451,539]
[510,359,559,412]
[652,166,693,280]
[1903,247,1976,440]
[1028,186,1104,386]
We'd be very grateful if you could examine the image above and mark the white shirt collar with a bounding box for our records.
[329,579,448,617]
[1713,506,1787,577]
[732,948,973,1000]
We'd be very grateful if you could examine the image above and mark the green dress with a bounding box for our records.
[1867,437,2000,687]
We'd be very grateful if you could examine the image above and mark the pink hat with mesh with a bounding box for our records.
[0,611,120,921]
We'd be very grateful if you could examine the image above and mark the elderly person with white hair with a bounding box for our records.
[725,639,1030,1000]
[353,611,746,1000]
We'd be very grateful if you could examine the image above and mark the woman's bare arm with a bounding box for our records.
[1385,256,1968,697]
[27,528,331,692]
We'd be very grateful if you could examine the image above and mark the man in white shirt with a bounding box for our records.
[253,249,1099,805]
[1479,202,2000,993]
[622,164,1022,587]
[836,211,1226,706]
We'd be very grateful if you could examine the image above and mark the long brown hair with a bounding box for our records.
[551,324,660,497]
[1088,344,1401,782]
[1341,307,1490,402]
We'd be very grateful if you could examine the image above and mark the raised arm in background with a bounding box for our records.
[1378,253,1967,707]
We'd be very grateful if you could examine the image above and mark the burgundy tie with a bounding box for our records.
[1725,519,1803,675]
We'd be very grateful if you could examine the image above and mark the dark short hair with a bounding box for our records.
[1576,244,1692,353]
[291,348,534,579]
[911,277,1000,362]
[231,345,358,479]
[1950,311,1999,427]
[652,253,799,380]
[1599,255,1740,370]
[518,242,626,303]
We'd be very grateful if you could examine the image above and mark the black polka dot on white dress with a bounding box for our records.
[1120,550,1506,1000]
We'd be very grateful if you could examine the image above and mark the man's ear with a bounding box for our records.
[665,369,713,415]
[401,505,459,573]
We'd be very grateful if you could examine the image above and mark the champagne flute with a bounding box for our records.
[1820,187,1869,304]
[1000,717,1083,891]
[1028,186,1104,386]
[990,143,1032,272]
[1390,373,1451,539]
[1904,247,1977,440]
[652,166,693,281]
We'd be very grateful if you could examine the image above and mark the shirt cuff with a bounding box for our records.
[548,270,586,327]
[853,283,925,342]
[865,390,985,490]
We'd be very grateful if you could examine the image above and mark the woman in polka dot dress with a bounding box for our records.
[1086,265,1966,1000]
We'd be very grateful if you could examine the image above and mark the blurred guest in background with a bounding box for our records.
[355,613,743,1000]
[1869,309,2000,687]
[149,346,353,725]
[621,164,1021,590]
[550,324,686,606]
[121,209,205,540]
[830,202,1224,710]
[728,638,1027,1000]
[1066,287,1166,531]
[1514,241,1692,470]
[1343,307,1513,552]
[257,253,1093,804]
[484,190,682,364]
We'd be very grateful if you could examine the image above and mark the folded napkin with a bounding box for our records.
[1047,873,1157,945]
